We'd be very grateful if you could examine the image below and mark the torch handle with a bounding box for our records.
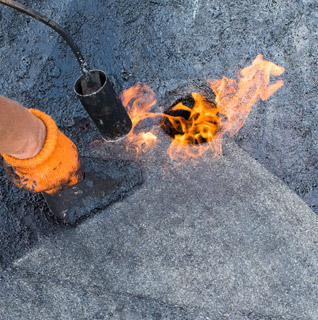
[0,0,92,82]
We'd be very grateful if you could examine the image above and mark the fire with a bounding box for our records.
[208,54,285,136]
[120,55,285,160]
[121,83,158,154]
[163,93,223,160]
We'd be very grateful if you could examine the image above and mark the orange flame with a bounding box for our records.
[164,93,223,160]
[208,54,285,136]
[121,83,158,154]
[120,55,285,160]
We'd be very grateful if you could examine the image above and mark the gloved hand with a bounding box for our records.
[1,109,82,194]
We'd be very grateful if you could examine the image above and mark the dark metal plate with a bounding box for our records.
[43,156,142,225]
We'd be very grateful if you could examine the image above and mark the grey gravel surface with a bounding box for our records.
[0,0,318,319]
[1,137,318,320]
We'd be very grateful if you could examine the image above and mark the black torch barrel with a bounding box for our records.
[75,70,132,141]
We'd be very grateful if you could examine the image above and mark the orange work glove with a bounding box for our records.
[1,109,82,194]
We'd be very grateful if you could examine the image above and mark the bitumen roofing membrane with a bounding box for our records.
[0,0,318,319]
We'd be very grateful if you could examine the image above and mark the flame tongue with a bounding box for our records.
[165,93,219,141]
[208,54,285,136]
[121,83,158,154]
[120,55,285,161]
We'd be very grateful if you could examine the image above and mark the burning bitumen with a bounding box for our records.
[162,94,219,144]
[118,54,285,162]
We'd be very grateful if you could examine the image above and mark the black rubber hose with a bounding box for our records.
[0,0,92,82]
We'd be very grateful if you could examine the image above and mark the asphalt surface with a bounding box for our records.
[0,0,318,319]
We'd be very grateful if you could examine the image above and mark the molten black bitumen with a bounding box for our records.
[0,0,90,81]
